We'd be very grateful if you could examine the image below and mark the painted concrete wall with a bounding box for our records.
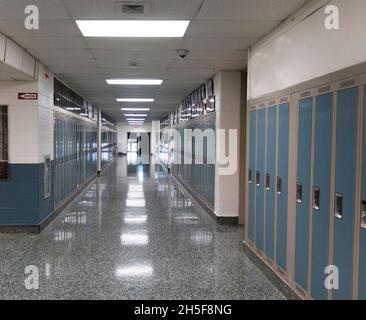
[248,0,366,99]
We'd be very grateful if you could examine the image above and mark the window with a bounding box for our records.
[0,106,8,180]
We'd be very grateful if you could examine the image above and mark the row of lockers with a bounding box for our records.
[170,115,216,208]
[54,112,98,206]
[246,73,366,300]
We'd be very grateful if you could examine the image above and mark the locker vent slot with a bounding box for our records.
[335,193,343,219]
[259,103,265,108]
[256,171,260,187]
[296,182,303,203]
[269,101,276,106]
[301,91,311,98]
[280,97,289,103]
[318,85,331,94]
[313,187,320,210]
[276,176,282,195]
[248,169,253,184]
[340,79,356,88]
[361,200,366,229]
[265,173,270,191]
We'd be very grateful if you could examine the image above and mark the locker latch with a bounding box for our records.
[313,187,320,211]
[265,173,270,191]
[361,200,366,229]
[256,171,260,187]
[335,193,343,219]
[248,169,252,184]
[296,183,303,203]
[276,176,282,195]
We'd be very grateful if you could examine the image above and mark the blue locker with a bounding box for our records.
[265,105,277,260]
[295,97,313,290]
[255,109,266,250]
[359,85,366,299]
[333,87,358,300]
[276,102,289,270]
[311,92,333,300]
[248,110,257,243]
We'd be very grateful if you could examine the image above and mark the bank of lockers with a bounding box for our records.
[54,112,97,206]
[246,74,366,300]
[170,116,216,208]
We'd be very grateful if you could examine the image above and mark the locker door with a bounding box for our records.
[311,92,333,300]
[276,102,289,270]
[255,108,266,250]
[248,110,257,243]
[359,85,366,299]
[295,97,313,290]
[333,86,358,300]
[265,105,277,260]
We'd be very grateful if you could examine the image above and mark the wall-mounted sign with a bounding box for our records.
[18,92,38,100]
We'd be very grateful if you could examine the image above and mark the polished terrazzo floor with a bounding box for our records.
[0,156,285,300]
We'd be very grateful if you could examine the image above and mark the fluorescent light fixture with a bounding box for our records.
[76,20,190,38]
[124,114,147,117]
[121,108,150,111]
[117,98,154,102]
[107,79,163,85]
[126,118,146,121]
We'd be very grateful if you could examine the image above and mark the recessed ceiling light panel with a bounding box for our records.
[76,20,190,38]
[107,79,163,85]
[117,98,154,102]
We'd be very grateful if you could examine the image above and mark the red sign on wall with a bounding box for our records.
[18,92,38,100]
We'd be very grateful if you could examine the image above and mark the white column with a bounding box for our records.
[214,71,242,218]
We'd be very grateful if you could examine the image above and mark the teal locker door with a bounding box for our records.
[359,85,366,299]
[311,92,333,300]
[295,97,313,290]
[255,108,266,251]
[333,87,358,300]
[276,102,289,270]
[265,105,277,260]
[248,110,257,243]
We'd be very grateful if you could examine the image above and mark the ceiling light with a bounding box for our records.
[76,20,190,38]
[117,98,154,102]
[126,118,147,121]
[125,114,147,117]
[121,108,150,111]
[107,79,163,85]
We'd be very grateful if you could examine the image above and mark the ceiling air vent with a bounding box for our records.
[115,2,152,16]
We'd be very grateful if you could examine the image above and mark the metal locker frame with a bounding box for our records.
[292,90,315,296]
[331,78,360,299]
[264,101,278,263]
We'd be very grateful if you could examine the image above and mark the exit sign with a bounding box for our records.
[18,92,38,100]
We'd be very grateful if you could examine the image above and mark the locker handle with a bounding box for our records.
[296,182,303,203]
[361,200,366,229]
[313,187,320,211]
[248,169,253,184]
[335,193,343,220]
[276,176,282,195]
[256,171,260,187]
[265,173,270,191]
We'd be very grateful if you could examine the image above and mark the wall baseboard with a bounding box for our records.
[242,241,303,300]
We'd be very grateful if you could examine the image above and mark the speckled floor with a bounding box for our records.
[0,156,285,300]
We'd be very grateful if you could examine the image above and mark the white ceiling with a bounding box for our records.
[0,0,310,121]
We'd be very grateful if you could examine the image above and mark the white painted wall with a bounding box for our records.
[117,122,152,154]
[214,71,241,217]
[0,80,39,164]
[248,0,366,99]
